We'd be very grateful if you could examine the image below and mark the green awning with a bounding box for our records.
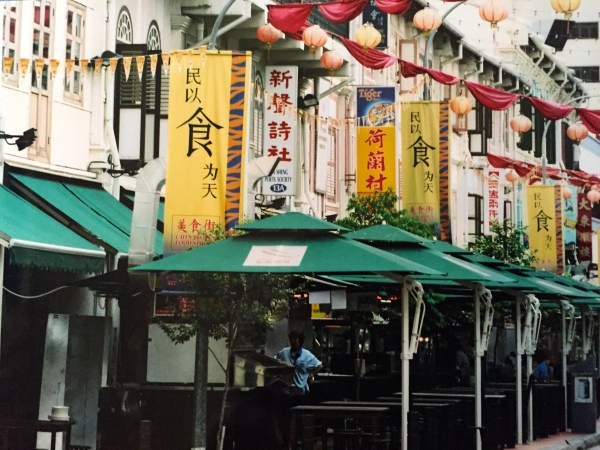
[11,173,163,255]
[0,185,105,273]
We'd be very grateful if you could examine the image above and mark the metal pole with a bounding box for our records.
[516,298,523,444]
[474,290,482,450]
[527,354,533,442]
[562,306,568,431]
[401,281,410,450]
[422,1,465,100]
[208,0,238,50]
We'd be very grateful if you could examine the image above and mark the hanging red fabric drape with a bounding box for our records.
[464,81,520,111]
[487,154,533,177]
[319,0,368,24]
[400,60,460,85]
[375,0,412,15]
[577,108,600,136]
[340,37,397,70]
[267,4,314,34]
[285,22,312,41]
[526,96,574,121]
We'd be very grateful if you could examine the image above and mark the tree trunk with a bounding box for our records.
[216,322,237,450]
[192,324,209,450]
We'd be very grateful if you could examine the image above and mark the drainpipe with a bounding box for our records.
[465,56,484,79]
[493,64,503,87]
[440,42,463,67]
[128,157,166,267]
[508,79,520,93]
[302,110,319,217]
[104,0,120,198]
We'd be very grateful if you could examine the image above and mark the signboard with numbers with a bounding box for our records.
[262,66,298,196]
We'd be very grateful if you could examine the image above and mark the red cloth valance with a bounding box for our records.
[341,37,397,70]
[375,0,412,15]
[526,96,574,121]
[267,4,313,34]
[487,154,533,177]
[577,108,600,136]
[320,0,368,24]
[464,81,520,111]
[400,60,460,85]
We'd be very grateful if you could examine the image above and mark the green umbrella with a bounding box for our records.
[131,213,441,276]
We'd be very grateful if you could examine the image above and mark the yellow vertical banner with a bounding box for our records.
[527,185,563,273]
[356,87,397,195]
[401,102,451,233]
[164,50,251,256]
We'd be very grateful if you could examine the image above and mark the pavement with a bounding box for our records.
[516,421,600,450]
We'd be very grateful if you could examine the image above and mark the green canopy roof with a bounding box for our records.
[131,229,442,275]
[237,212,349,232]
[0,184,105,273]
[343,224,426,244]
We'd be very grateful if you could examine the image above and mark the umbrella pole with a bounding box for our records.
[474,289,482,450]
[516,297,523,445]
[562,305,568,431]
[401,280,410,450]
[527,354,533,442]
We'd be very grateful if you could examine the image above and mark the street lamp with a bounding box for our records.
[0,128,37,151]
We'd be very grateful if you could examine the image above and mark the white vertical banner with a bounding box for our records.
[262,66,298,196]
[484,169,504,233]
[315,98,330,194]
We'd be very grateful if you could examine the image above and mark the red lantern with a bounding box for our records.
[256,23,281,48]
[256,23,281,60]
[320,50,343,76]
[586,186,600,203]
[449,95,473,117]
[505,170,519,183]
[355,23,382,52]
[567,122,589,144]
[479,0,509,28]
[509,115,532,135]
[413,7,442,37]
[302,25,328,56]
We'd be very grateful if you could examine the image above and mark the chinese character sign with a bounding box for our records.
[262,66,298,196]
[484,169,504,233]
[401,102,451,241]
[527,185,563,273]
[164,50,251,256]
[356,87,396,196]
[576,192,593,263]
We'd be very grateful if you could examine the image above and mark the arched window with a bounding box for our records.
[116,7,133,44]
[147,21,161,51]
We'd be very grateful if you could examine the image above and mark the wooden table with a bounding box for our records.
[290,405,389,450]
[36,419,75,450]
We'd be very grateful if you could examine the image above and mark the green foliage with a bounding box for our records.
[158,224,295,348]
[468,219,536,267]
[335,189,436,239]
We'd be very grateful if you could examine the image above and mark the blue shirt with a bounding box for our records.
[275,347,322,393]
[535,361,549,380]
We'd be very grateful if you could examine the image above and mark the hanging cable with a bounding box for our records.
[3,284,72,299]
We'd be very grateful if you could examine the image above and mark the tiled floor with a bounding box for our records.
[515,420,600,450]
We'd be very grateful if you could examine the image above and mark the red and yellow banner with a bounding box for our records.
[527,185,563,273]
[356,87,397,195]
[401,102,451,240]
[164,50,251,256]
